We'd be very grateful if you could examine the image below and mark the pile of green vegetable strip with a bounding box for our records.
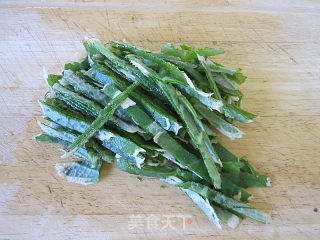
[35,38,271,229]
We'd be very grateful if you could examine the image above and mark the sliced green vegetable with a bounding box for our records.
[127,55,222,189]
[36,39,270,229]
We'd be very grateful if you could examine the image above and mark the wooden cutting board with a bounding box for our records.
[0,1,319,239]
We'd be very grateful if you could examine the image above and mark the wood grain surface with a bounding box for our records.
[0,1,319,239]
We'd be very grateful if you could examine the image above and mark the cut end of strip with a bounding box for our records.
[266,212,272,224]
[43,67,48,85]
[247,195,254,202]
[233,191,242,201]
[266,177,271,187]
[55,162,95,186]
[228,215,241,229]
[153,131,165,144]
[32,133,42,140]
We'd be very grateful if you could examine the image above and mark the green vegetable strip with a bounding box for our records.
[223,172,270,188]
[191,99,244,140]
[56,160,101,185]
[213,143,238,162]
[212,205,240,229]
[47,74,62,87]
[220,176,252,202]
[161,75,223,111]
[182,189,221,228]
[178,181,269,223]
[164,84,222,188]
[64,58,90,72]
[221,158,268,186]
[39,100,146,166]
[52,82,145,135]
[63,81,140,158]
[84,139,115,163]
[52,82,102,117]
[127,55,222,189]
[153,53,203,81]
[161,43,225,59]
[115,155,204,183]
[208,61,239,75]
[35,133,101,164]
[37,122,100,166]
[222,102,258,123]
[211,72,239,93]
[197,54,222,100]
[227,71,247,84]
[240,157,260,176]
[222,161,245,172]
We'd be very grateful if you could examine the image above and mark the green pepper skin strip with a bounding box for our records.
[197,54,222,99]
[178,181,269,223]
[35,133,101,164]
[212,204,240,229]
[57,160,101,185]
[191,98,244,140]
[52,82,145,135]
[115,155,204,184]
[63,81,140,158]
[38,122,100,166]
